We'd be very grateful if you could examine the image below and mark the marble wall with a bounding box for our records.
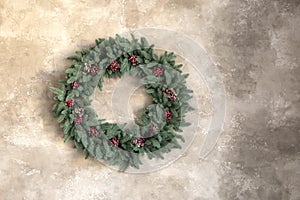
[0,0,299,199]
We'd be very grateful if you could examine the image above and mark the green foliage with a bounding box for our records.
[49,34,193,171]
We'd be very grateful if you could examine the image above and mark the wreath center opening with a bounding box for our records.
[91,75,152,126]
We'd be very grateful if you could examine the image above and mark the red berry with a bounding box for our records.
[71,81,79,89]
[74,117,83,124]
[129,54,138,66]
[109,61,120,71]
[164,110,172,120]
[88,127,99,137]
[132,137,146,147]
[110,137,119,147]
[65,99,75,107]
[153,66,164,76]
[90,66,99,75]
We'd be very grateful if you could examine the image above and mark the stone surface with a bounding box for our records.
[0,0,299,199]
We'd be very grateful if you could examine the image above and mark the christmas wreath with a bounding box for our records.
[49,35,193,171]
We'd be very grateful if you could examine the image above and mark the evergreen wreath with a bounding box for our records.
[49,35,193,171]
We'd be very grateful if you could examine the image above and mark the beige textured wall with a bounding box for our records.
[0,0,299,200]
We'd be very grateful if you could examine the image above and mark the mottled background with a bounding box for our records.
[0,0,299,199]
